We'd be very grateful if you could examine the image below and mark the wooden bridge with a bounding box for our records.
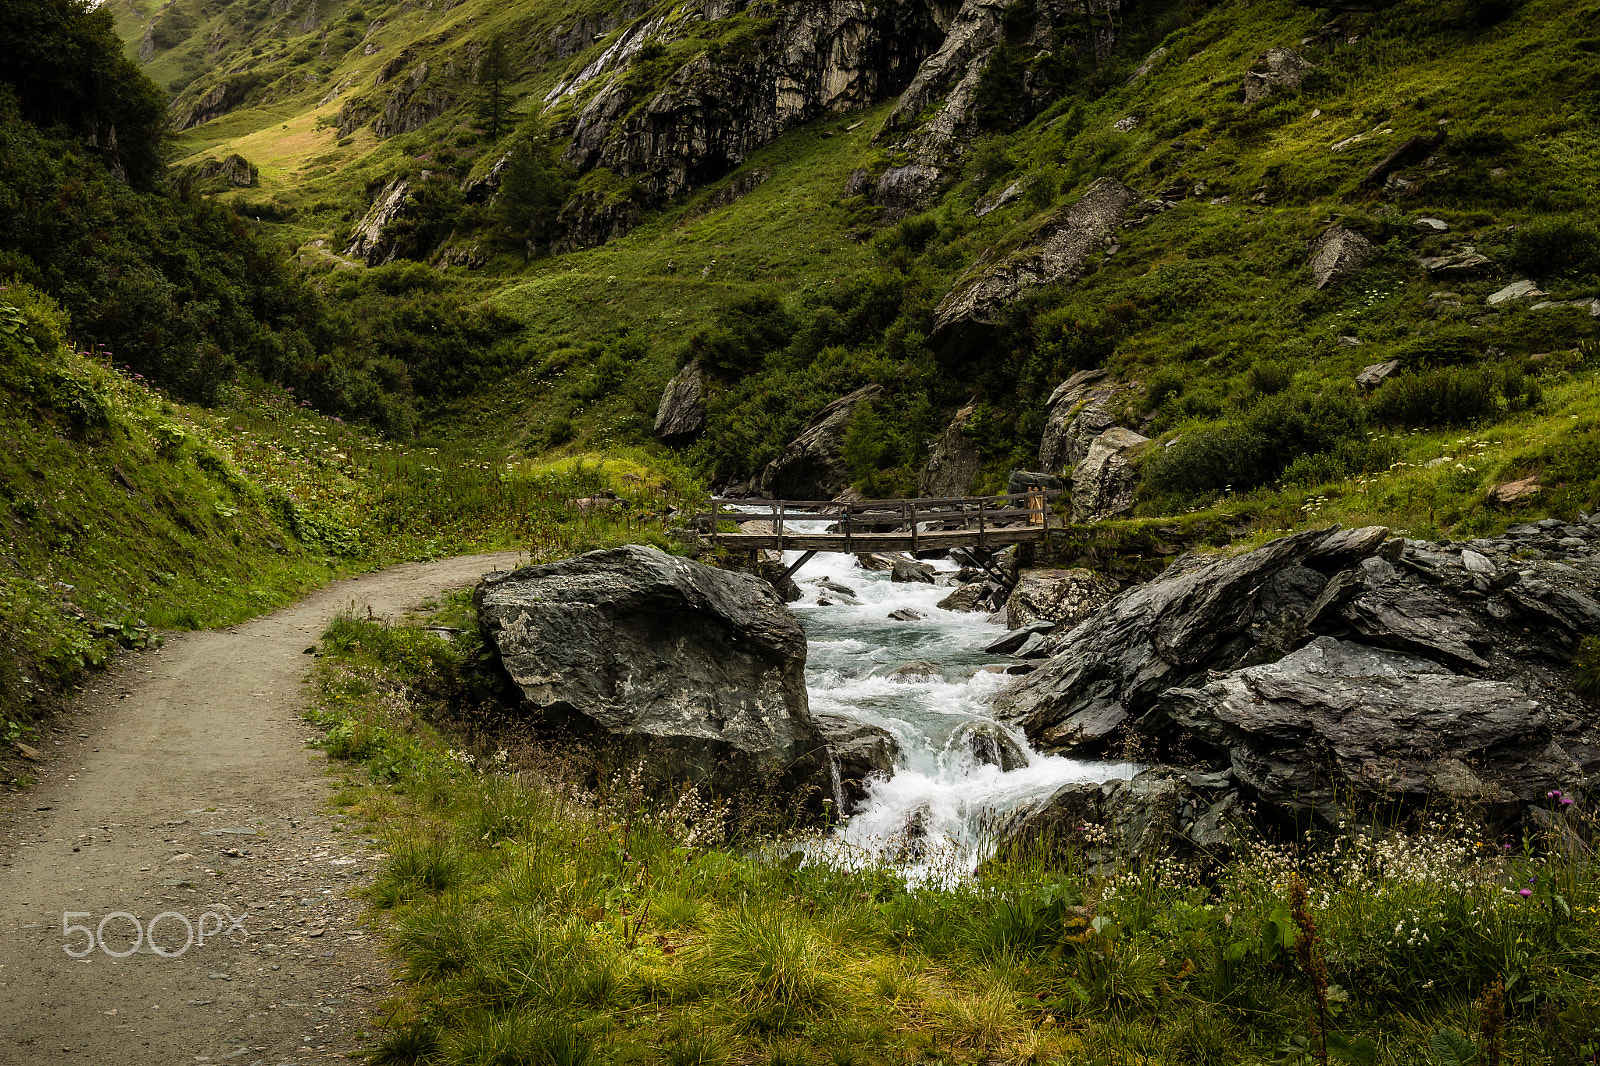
[694,491,1062,573]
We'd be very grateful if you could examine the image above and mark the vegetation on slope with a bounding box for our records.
[114,0,1600,539]
[0,275,696,769]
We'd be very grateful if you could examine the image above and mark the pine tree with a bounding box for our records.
[489,125,575,259]
[474,36,511,141]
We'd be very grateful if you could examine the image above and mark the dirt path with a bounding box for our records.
[0,552,525,1066]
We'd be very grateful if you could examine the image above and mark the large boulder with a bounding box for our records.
[1070,426,1150,522]
[1309,225,1375,290]
[654,360,706,446]
[990,768,1244,872]
[1006,568,1119,629]
[1242,47,1313,105]
[1157,637,1564,824]
[995,521,1600,826]
[993,527,1388,750]
[917,404,982,498]
[813,712,899,813]
[1039,369,1131,476]
[757,385,884,500]
[474,546,829,801]
[930,178,1141,352]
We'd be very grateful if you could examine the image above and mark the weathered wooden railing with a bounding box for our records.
[689,490,1059,556]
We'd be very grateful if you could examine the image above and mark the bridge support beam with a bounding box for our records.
[780,550,820,583]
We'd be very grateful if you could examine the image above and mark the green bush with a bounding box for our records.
[1508,218,1600,280]
[1576,636,1600,702]
[1369,366,1500,428]
[1142,387,1368,503]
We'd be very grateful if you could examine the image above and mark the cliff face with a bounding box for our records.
[545,0,946,248]
[540,0,1127,248]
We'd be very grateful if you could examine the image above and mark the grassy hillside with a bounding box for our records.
[111,0,1600,539]
[0,278,697,771]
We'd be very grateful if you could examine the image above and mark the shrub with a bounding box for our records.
[1369,366,1500,427]
[1576,636,1600,702]
[1508,218,1600,280]
[1142,387,1368,502]
[1244,359,1294,396]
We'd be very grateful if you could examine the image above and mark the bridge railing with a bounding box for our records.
[691,489,1061,551]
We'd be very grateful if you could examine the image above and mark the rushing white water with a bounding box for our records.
[774,530,1137,883]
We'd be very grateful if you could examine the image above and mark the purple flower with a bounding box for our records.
[1548,790,1563,799]
[1561,796,1574,807]
[1519,888,1533,898]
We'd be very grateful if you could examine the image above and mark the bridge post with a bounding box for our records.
[906,500,918,553]
[777,500,786,552]
[977,498,985,550]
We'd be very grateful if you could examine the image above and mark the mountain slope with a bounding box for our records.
[109,0,1600,531]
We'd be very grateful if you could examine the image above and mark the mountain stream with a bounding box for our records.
[780,541,1137,883]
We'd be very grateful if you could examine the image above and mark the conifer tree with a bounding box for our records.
[474,35,511,140]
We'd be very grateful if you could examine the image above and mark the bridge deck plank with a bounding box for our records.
[709,525,1054,552]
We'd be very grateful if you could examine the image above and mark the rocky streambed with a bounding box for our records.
[471,518,1600,880]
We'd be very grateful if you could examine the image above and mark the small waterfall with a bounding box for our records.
[779,533,1136,882]
[827,750,846,820]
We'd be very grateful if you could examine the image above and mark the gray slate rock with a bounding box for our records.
[1355,359,1400,390]
[917,405,983,498]
[813,712,898,812]
[1039,369,1130,475]
[1243,47,1313,105]
[993,768,1243,872]
[1071,427,1151,522]
[1309,224,1375,289]
[985,621,1056,655]
[1006,568,1118,629]
[475,546,828,800]
[757,385,884,500]
[891,557,937,584]
[930,178,1140,350]
[1156,637,1558,823]
[954,721,1029,772]
[654,360,706,446]
[994,527,1337,749]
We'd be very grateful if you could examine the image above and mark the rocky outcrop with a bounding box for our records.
[550,0,945,247]
[938,581,1007,614]
[474,546,830,801]
[880,0,1126,168]
[180,153,256,189]
[918,404,982,498]
[552,185,645,255]
[992,768,1244,871]
[1039,369,1131,476]
[1158,637,1557,823]
[757,385,884,500]
[174,82,237,132]
[374,62,453,140]
[994,521,1600,824]
[1309,225,1375,289]
[1070,426,1149,522]
[654,360,707,446]
[1006,568,1118,629]
[344,176,416,265]
[930,178,1140,352]
[813,711,899,811]
[1242,47,1313,105]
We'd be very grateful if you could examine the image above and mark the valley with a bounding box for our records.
[0,0,1598,1059]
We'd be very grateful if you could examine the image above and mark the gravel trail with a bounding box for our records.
[0,552,524,1065]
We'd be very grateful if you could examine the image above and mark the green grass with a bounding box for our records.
[307,605,1600,1066]
[0,281,704,755]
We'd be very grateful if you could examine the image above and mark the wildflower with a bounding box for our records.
[1561,796,1574,806]
[1548,790,1563,799]
[1519,888,1532,898]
